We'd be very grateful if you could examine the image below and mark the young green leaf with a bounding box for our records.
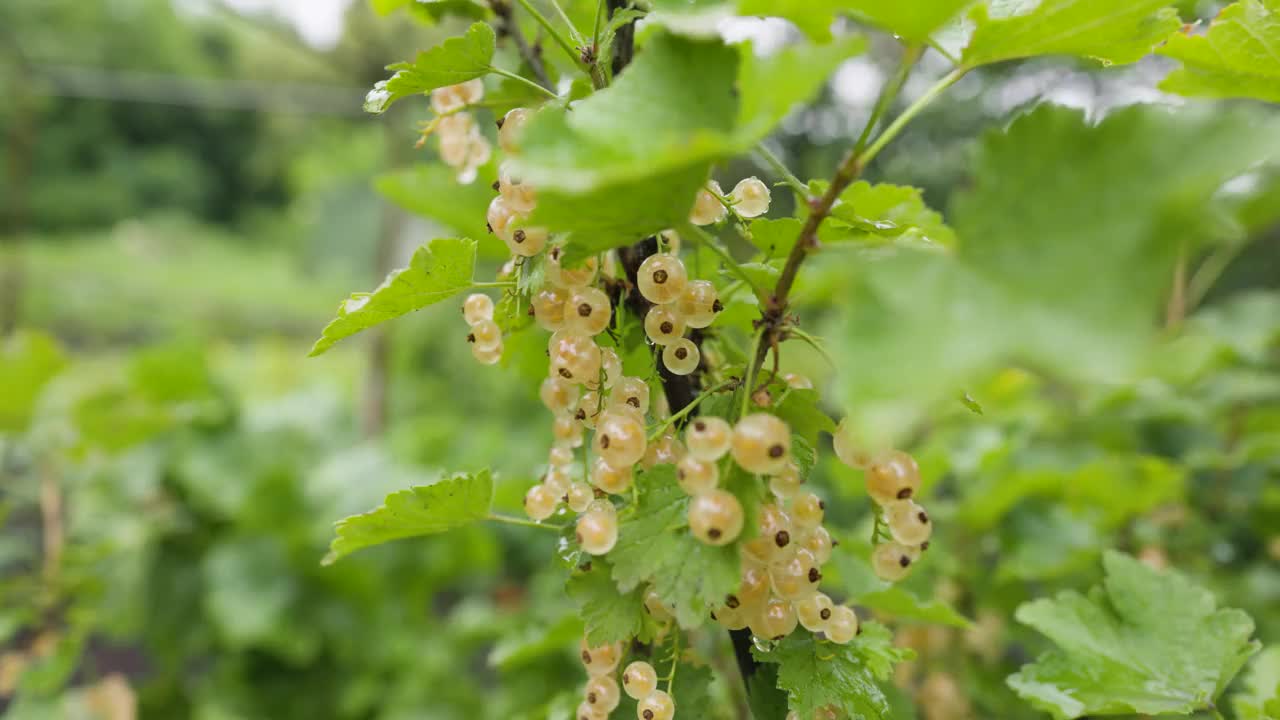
[375,165,497,247]
[815,180,957,248]
[961,0,1181,68]
[1008,551,1260,719]
[1232,646,1280,720]
[1159,0,1280,104]
[364,22,496,114]
[323,470,494,565]
[608,466,740,628]
[752,622,914,719]
[747,217,803,258]
[734,35,867,144]
[841,0,971,42]
[566,559,649,646]
[310,237,477,356]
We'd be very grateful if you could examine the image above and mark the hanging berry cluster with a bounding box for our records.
[428,81,491,183]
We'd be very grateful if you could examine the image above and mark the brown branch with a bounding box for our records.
[490,0,555,92]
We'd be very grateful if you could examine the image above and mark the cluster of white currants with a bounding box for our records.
[574,640,675,720]
[488,108,551,257]
[429,80,491,183]
[462,293,503,365]
[689,177,771,226]
[833,421,933,582]
[635,252,720,375]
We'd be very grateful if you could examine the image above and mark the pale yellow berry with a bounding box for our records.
[566,482,594,513]
[685,416,731,461]
[468,319,502,352]
[637,253,688,305]
[791,492,825,530]
[802,525,833,565]
[454,78,484,105]
[610,377,650,417]
[731,413,791,474]
[643,589,674,623]
[871,541,916,582]
[591,456,633,494]
[758,503,793,551]
[825,605,859,644]
[576,390,602,428]
[553,415,584,448]
[737,565,771,608]
[643,433,684,469]
[599,347,622,390]
[567,287,613,336]
[621,661,658,700]
[730,176,771,217]
[544,466,572,496]
[715,602,750,630]
[663,339,700,375]
[487,195,516,244]
[676,456,718,494]
[576,508,618,555]
[688,489,744,546]
[884,499,933,546]
[524,483,558,521]
[548,445,575,468]
[768,463,803,499]
[594,411,647,468]
[550,333,602,385]
[506,221,547,257]
[783,372,812,390]
[677,280,720,329]
[637,689,675,720]
[584,675,620,713]
[470,340,502,365]
[795,592,835,632]
[462,293,494,325]
[547,247,597,288]
[866,450,920,505]
[532,287,569,331]
[644,305,686,346]
[659,228,681,254]
[541,376,579,413]
[769,547,821,600]
[577,701,606,720]
[751,597,797,640]
[580,639,622,676]
[690,180,728,226]
[832,418,875,469]
[498,107,530,153]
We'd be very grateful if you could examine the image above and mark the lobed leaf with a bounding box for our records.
[961,0,1181,68]
[1159,0,1280,104]
[566,559,649,646]
[364,22,495,114]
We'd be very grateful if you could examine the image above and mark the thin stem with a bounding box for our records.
[859,67,966,169]
[740,327,766,420]
[1188,242,1245,312]
[547,0,584,44]
[648,378,738,441]
[473,280,518,289]
[514,0,587,74]
[754,143,811,200]
[487,513,565,531]
[490,0,554,90]
[488,66,560,99]
[853,44,923,155]
[679,222,767,299]
[665,627,681,693]
[593,0,607,46]
[1166,244,1188,330]
[788,327,836,368]
[924,37,960,66]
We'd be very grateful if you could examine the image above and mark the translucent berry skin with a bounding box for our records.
[729,176,771,217]
[550,333,603,385]
[677,280,720,329]
[524,483,558,521]
[685,416,731,461]
[825,605,859,644]
[715,602,750,630]
[768,463,803,499]
[644,305,687,346]
[752,597,798,640]
[564,287,612,336]
[590,456,633,494]
[637,253,689,305]
[796,592,835,632]
[689,180,728,226]
[791,492,825,530]
[470,341,502,365]
[584,674,620,713]
[566,482,595,513]
[643,589,674,623]
[576,701,606,720]
[783,372,813,390]
[498,107,530,153]
[662,339,700,375]
[585,347,622,392]
[548,445,574,468]
[688,489,744,546]
[487,195,516,244]
[676,456,719,495]
[580,639,622,676]
[642,433,684,469]
[803,525,833,565]
[463,293,494,325]
[866,450,921,505]
[532,287,569,331]
[541,377,579,413]
[636,689,675,720]
[884,499,933,546]
[576,508,618,555]
[610,377,650,417]
[621,661,658,700]
[832,418,874,469]
[554,416,584,448]
[505,222,547,257]
[871,541,916,582]
[468,319,502,352]
[547,247,598,288]
[770,547,821,600]
[731,413,792,475]
[544,467,572,496]
[593,412,648,468]
[576,391,601,428]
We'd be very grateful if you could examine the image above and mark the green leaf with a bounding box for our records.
[818,180,956,248]
[773,388,837,448]
[734,35,867,144]
[1159,0,1280,104]
[310,237,477,356]
[488,614,583,670]
[566,559,649,646]
[961,0,1181,68]
[747,217,803,258]
[752,622,913,719]
[323,470,494,565]
[609,466,740,628]
[829,540,971,627]
[827,105,1280,442]
[1233,646,1280,720]
[0,331,66,432]
[375,165,497,248]
[364,22,496,114]
[842,0,972,41]
[1008,551,1260,719]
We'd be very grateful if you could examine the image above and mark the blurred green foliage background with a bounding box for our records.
[1,1,1278,719]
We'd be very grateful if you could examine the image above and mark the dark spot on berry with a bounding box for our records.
[600,435,611,448]
[581,650,592,664]
[587,693,597,704]
[897,488,913,499]
[693,420,706,431]
[917,511,929,524]
[856,625,863,635]
[675,347,688,360]
[559,368,573,379]
[578,303,592,317]
[579,561,592,572]
[466,333,476,343]
[808,568,821,583]
[712,299,723,312]
[726,594,740,609]
[677,468,686,480]
[767,444,784,458]
[643,710,655,720]
[775,530,790,548]
[831,538,840,547]
[627,397,640,408]
[528,306,535,316]
[820,608,831,620]
[622,674,631,684]
[660,321,673,334]
[653,269,668,285]
[920,541,930,551]
[772,634,784,641]
[898,554,911,568]
[709,611,717,620]
[496,116,506,129]
[491,180,500,192]
[818,499,826,510]
[708,527,722,539]
[550,247,560,259]
[486,222,493,233]
[513,229,527,244]
[575,409,587,421]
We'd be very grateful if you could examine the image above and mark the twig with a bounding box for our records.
[490,0,554,91]
[753,143,811,201]
[853,44,923,155]
[514,0,587,75]
[648,378,739,441]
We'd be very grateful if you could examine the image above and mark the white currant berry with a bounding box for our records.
[791,492,825,530]
[567,287,612,336]
[825,605,859,644]
[689,489,744,546]
[731,413,791,474]
[685,416,731,461]
[576,508,618,555]
[803,525,833,565]
[769,547,821,600]
[758,503,793,549]
[643,589,674,623]
[715,601,750,630]
[795,592,835,632]
[676,280,721,329]
[637,689,675,720]
[676,456,718,494]
[566,482,594,513]
[550,333,602,384]
[595,347,622,390]
[576,390,602,428]
[506,221,548,257]
[590,456,633,494]
[553,415,584,447]
[431,85,466,114]
[729,176,771,217]
[658,228,681,254]
[550,444,576,467]
[622,661,657,700]
[498,107,530,153]
[580,639,622,676]
[832,418,875,469]
[532,287,569,331]
[689,180,728,226]
[498,162,538,213]
[544,466,572,495]
[593,411,647,468]
[751,597,797,640]
[637,253,688,305]
[487,195,516,244]
[467,319,502,352]
[584,674,620,713]
[768,463,803,499]
[663,339,700,375]
[470,340,502,365]
[871,541,916,582]
[783,373,813,390]
[455,78,484,105]
[884,499,932,546]
[462,293,494,325]
[642,433,684,469]
[461,132,491,179]
[547,247,598,288]
[644,305,686,346]
[866,450,920,505]
[541,376,579,414]
[524,483,558,521]
[576,701,606,720]
[610,376,650,417]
